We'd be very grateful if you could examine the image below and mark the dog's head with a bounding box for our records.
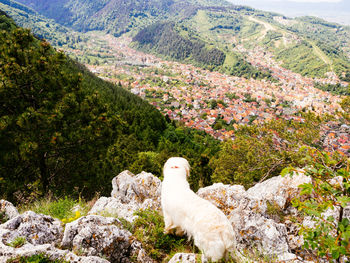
[163,157,190,178]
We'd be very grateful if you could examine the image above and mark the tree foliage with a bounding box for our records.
[210,114,323,188]
[0,15,222,202]
[133,22,226,68]
[287,149,350,261]
[0,26,123,201]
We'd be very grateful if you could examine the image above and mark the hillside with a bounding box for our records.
[1,1,350,196]
[13,0,188,36]
[0,12,223,204]
[3,0,348,80]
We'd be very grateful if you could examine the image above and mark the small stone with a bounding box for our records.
[0,200,19,223]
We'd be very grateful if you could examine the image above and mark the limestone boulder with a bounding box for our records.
[197,175,306,261]
[0,211,108,263]
[246,170,311,210]
[61,215,152,263]
[89,170,161,222]
[168,253,206,263]
[0,211,62,246]
[230,207,296,261]
[0,242,110,263]
[197,183,250,215]
[0,200,19,223]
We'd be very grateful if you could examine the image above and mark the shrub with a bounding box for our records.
[0,211,9,224]
[284,149,350,261]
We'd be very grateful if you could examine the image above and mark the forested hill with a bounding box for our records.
[11,0,183,36]
[0,12,221,203]
[2,0,349,80]
[0,10,164,201]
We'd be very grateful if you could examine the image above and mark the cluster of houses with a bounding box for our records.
[84,34,348,155]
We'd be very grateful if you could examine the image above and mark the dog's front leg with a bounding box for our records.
[174,227,185,236]
[163,212,175,234]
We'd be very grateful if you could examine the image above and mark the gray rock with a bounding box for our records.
[0,200,19,222]
[61,215,151,263]
[0,211,62,246]
[0,242,110,263]
[89,170,161,222]
[229,204,295,261]
[246,170,311,209]
[168,253,206,263]
[197,183,247,215]
[198,178,301,261]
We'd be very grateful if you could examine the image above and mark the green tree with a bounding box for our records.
[210,114,322,188]
[0,27,122,201]
[130,151,162,176]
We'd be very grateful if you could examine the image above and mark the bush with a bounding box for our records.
[285,149,350,261]
[0,211,9,224]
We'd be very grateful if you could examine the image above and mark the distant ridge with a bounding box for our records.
[1,0,349,79]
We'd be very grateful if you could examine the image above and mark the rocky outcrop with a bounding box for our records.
[0,211,63,246]
[89,170,161,222]
[0,200,19,222]
[0,243,110,263]
[61,215,152,262]
[2,168,341,263]
[197,172,311,262]
[0,211,110,263]
[246,170,311,209]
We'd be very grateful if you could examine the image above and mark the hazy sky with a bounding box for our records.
[228,0,350,25]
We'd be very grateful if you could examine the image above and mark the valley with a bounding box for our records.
[0,0,349,156]
[63,32,343,141]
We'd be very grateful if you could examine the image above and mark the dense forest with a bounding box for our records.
[133,22,273,79]
[0,12,221,203]
[133,22,226,67]
[13,0,177,36]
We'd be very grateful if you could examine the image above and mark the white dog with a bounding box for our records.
[161,157,237,262]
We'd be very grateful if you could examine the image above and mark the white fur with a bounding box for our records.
[161,157,236,262]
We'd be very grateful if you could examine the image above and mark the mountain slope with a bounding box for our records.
[3,0,349,79]
[0,10,168,201]
[14,0,183,36]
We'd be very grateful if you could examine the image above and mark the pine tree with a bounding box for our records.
[0,27,122,201]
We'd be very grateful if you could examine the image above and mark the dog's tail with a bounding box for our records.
[221,225,238,261]
[199,225,237,262]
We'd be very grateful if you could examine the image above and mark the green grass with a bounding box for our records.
[8,237,26,248]
[0,211,9,224]
[131,209,197,262]
[18,196,91,221]
[7,254,68,263]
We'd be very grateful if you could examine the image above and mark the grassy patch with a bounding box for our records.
[19,196,91,221]
[266,201,285,223]
[8,237,26,248]
[7,254,68,263]
[131,209,196,261]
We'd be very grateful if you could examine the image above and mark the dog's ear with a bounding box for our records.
[186,167,190,177]
[184,162,190,177]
